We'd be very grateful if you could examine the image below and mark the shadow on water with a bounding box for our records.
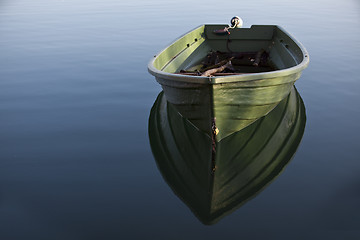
[148,86,306,225]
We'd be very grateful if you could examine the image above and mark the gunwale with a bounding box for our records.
[148,24,309,84]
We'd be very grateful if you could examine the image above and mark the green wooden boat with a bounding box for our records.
[148,86,306,224]
[148,19,309,141]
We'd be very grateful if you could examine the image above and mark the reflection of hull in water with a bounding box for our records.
[148,87,306,225]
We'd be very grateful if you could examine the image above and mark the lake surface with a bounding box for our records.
[0,0,359,239]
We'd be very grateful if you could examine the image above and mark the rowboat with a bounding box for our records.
[148,86,306,224]
[148,17,309,141]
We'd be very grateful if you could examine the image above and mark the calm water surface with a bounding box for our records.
[0,0,359,239]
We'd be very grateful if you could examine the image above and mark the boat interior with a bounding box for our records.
[152,25,307,75]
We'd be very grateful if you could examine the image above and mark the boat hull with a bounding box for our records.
[149,24,309,140]
[157,71,300,140]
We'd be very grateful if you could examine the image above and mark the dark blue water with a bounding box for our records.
[0,0,359,239]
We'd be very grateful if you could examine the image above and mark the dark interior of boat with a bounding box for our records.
[177,50,278,76]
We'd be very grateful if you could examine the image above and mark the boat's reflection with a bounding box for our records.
[148,86,306,225]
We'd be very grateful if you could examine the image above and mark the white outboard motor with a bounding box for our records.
[230,16,243,28]
[213,16,243,35]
